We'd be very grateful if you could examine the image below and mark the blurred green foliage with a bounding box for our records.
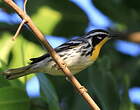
[94,0,140,31]
[0,0,140,110]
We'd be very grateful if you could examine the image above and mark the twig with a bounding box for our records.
[23,0,27,13]
[12,19,26,40]
[12,0,27,40]
[2,0,100,110]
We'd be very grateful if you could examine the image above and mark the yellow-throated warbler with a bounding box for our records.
[1,29,111,79]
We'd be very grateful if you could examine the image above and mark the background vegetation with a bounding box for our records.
[0,0,140,110]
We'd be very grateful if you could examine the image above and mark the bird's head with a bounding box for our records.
[84,29,111,60]
[84,29,111,48]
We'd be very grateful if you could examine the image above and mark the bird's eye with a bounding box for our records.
[97,36,102,40]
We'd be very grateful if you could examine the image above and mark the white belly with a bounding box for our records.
[40,50,95,76]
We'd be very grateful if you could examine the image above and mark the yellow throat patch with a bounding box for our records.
[90,37,109,61]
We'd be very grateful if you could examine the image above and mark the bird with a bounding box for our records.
[1,29,111,80]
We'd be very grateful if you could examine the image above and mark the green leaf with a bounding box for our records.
[0,75,24,89]
[88,56,120,110]
[0,76,10,88]
[8,79,25,88]
[71,94,89,110]
[9,36,44,68]
[37,73,60,110]
[27,0,88,36]
[93,0,140,30]
[0,33,15,64]
[31,6,62,35]
[118,74,136,110]
[7,36,45,82]
[0,87,30,110]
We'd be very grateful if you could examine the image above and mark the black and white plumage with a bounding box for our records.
[1,29,110,79]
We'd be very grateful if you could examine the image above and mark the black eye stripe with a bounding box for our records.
[91,35,107,47]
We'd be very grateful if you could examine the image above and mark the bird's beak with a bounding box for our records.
[109,34,121,39]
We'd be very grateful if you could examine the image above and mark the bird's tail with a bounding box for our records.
[0,64,37,80]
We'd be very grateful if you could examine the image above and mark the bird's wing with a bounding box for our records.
[55,38,87,52]
[30,37,88,64]
[30,54,50,64]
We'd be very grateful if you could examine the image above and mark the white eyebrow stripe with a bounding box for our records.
[85,32,109,38]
